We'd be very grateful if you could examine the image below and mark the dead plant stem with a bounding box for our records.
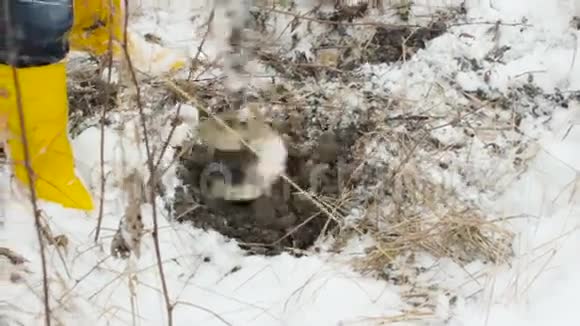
[122,1,173,324]
[4,2,51,324]
[152,8,215,174]
[95,0,116,243]
[10,67,52,326]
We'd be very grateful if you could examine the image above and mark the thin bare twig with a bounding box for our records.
[4,2,51,324]
[121,1,173,325]
[95,0,117,243]
[174,301,232,326]
[152,7,215,174]
[10,60,52,326]
[258,5,420,28]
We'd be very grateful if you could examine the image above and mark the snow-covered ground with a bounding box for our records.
[3,0,580,325]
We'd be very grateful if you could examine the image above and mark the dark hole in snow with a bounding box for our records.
[172,127,358,256]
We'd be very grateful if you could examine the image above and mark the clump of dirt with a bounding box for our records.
[362,22,447,64]
[173,125,357,256]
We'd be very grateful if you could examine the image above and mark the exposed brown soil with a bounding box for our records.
[173,125,359,256]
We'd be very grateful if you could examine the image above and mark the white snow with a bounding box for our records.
[4,0,580,325]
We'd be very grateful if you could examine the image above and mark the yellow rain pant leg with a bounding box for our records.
[69,0,186,74]
[0,63,94,210]
[69,0,125,56]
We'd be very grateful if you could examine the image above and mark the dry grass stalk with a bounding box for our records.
[348,309,436,325]
[6,52,52,326]
[119,1,173,323]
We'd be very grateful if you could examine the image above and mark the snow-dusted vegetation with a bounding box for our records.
[3,0,580,325]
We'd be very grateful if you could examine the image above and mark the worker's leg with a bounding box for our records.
[0,0,94,210]
[69,0,186,74]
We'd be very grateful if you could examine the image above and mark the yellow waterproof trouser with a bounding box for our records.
[70,0,125,56]
[0,63,94,210]
[69,0,186,72]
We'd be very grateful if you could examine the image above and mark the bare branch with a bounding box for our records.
[3,2,51,324]
[10,58,52,326]
[120,1,173,324]
[95,0,117,243]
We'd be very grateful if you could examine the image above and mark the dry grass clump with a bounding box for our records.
[327,145,516,319]
[349,158,515,277]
